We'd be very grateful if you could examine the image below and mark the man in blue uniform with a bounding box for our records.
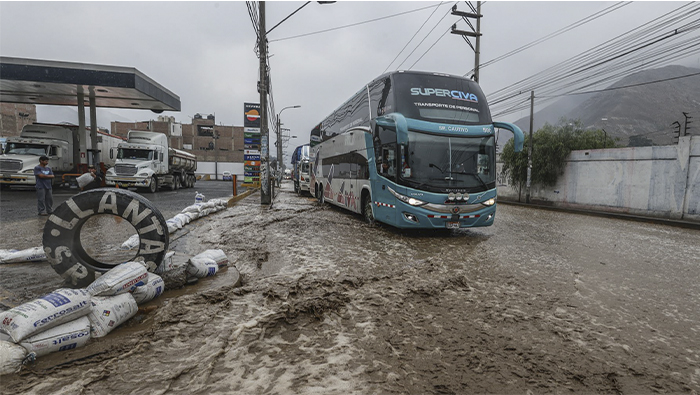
[34,155,55,216]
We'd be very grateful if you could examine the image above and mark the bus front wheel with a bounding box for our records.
[363,194,375,226]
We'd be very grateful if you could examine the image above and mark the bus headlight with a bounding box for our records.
[482,197,496,206]
[388,187,428,207]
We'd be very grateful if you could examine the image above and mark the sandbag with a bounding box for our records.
[186,257,218,278]
[165,219,179,234]
[87,293,138,338]
[0,247,47,264]
[86,261,148,297]
[0,289,91,343]
[0,341,27,376]
[76,172,94,188]
[191,249,228,268]
[174,213,190,226]
[20,316,91,358]
[131,273,165,305]
[184,212,199,222]
[120,234,140,250]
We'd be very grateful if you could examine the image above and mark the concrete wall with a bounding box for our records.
[497,135,700,222]
[196,161,244,179]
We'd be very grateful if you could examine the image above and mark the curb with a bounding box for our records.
[498,200,700,230]
[227,188,257,207]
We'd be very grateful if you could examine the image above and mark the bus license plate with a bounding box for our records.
[446,222,460,229]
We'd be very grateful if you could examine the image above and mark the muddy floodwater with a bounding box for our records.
[1,181,699,394]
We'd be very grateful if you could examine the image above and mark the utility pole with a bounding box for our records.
[450,2,482,82]
[525,90,534,204]
[259,1,271,205]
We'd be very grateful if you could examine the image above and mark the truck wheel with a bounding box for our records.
[174,177,180,190]
[42,188,169,288]
[148,176,158,193]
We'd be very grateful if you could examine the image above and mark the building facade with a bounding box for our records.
[0,103,37,137]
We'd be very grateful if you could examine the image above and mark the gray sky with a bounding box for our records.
[1,1,698,160]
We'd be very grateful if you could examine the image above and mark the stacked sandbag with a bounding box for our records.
[20,316,91,357]
[86,261,148,297]
[120,234,140,250]
[0,289,91,343]
[87,293,138,338]
[0,340,27,375]
[131,273,165,305]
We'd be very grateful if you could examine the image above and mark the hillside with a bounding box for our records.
[513,65,700,146]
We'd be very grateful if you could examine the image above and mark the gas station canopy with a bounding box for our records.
[0,56,180,112]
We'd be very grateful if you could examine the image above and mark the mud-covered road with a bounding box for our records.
[2,181,700,394]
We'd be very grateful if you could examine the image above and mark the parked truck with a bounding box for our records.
[291,144,311,195]
[105,130,197,193]
[0,123,124,189]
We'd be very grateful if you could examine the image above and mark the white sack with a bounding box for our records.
[120,234,140,250]
[0,341,27,376]
[184,212,199,222]
[76,172,94,189]
[165,219,179,234]
[131,273,165,305]
[186,257,218,278]
[86,261,148,297]
[20,316,91,358]
[191,249,229,268]
[0,289,91,343]
[0,247,47,264]
[174,213,190,226]
[87,293,138,338]
[181,204,204,214]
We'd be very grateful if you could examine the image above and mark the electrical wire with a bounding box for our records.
[408,26,452,70]
[395,4,454,70]
[383,1,449,73]
[269,2,444,42]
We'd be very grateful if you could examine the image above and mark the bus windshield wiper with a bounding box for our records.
[452,171,488,190]
[428,163,454,180]
[429,163,488,189]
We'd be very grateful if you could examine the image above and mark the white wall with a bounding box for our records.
[196,161,244,179]
[497,135,700,222]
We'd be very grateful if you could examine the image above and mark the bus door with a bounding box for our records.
[373,144,397,224]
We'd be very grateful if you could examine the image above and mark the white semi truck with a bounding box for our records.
[0,123,124,189]
[105,130,197,193]
[291,144,311,195]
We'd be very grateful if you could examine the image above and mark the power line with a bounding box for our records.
[395,4,454,70]
[269,2,444,42]
[408,26,452,70]
[465,1,632,77]
[383,1,449,73]
[539,71,700,97]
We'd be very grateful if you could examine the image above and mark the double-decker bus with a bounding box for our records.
[309,70,524,229]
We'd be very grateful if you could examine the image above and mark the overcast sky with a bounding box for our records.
[1,1,698,161]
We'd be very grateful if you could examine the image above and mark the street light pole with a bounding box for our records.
[276,105,300,187]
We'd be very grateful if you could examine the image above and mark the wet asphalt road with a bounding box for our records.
[1,180,699,393]
[0,180,244,250]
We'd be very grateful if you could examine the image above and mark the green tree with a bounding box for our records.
[500,118,617,196]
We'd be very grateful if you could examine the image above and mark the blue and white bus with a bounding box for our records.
[309,70,524,229]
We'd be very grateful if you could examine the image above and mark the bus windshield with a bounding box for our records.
[393,73,492,125]
[399,131,495,192]
[5,143,48,156]
[118,148,153,161]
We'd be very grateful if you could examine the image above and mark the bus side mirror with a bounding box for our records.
[493,122,525,152]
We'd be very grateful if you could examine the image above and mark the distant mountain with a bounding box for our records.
[513,65,700,146]
[36,106,134,132]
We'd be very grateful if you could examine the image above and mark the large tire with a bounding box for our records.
[42,188,169,288]
[363,193,375,226]
[148,176,158,193]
